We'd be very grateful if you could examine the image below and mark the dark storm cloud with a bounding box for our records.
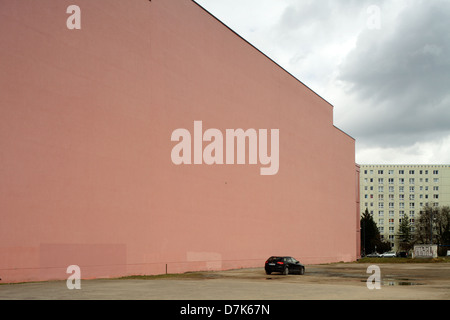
[338,1,450,148]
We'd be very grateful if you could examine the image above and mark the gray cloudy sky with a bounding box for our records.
[194,0,450,165]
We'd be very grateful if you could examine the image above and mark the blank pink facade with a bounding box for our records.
[0,0,360,283]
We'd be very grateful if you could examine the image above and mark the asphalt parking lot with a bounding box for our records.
[1,262,449,300]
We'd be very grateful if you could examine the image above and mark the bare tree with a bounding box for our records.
[415,204,450,256]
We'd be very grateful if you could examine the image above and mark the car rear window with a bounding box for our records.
[267,257,283,262]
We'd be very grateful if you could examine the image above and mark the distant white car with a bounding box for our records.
[366,252,381,258]
[380,252,396,258]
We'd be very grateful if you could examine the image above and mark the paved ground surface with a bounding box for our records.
[1,262,449,300]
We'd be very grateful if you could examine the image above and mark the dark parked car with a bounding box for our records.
[396,251,409,258]
[265,256,305,275]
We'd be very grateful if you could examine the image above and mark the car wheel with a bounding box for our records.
[283,267,289,275]
[300,267,305,275]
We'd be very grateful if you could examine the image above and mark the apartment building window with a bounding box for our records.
[399,210,404,218]
[389,186,394,193]
[389,178,394,184]
[389,202,394,209]
[399,194,404,200]
[434,178,439,183]
[378,194,384,200]
[410,186,415,192]
[388,170,394,175]
[409,170,415,174]
[379,219,384,225]
[409,178,415,184]
[410,219,415,224]
[378,210,384,217]
[378,186,384,192]
[409,194,415,200]
[433,194,439,199]
[378,170,384,174]
[433,170,439,175]
[399,170,404,174]
[399,202,404,209]
[389,194,394,200]
[379,202,384,209]
[378,178,384,184]
[399,186,404,193]
[379,226,384,233]
[425,170,428,174]
[399,178,405,184]
[410,202,415,208]
[409,210,415,217]
[389,210,394,217]
[433,186,439,191]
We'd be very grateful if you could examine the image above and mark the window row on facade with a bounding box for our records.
[379,227,416,240]
[363,185,439,192]
[364,194,440,200]
[363,177,440,184]
[363,169,440,175]
[363,201,440,208]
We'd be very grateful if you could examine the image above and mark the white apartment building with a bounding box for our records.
[359,165,450,251]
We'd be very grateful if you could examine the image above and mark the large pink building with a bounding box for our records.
[0,0,360,283]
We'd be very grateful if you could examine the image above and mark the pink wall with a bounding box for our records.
[0,0,358,283]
